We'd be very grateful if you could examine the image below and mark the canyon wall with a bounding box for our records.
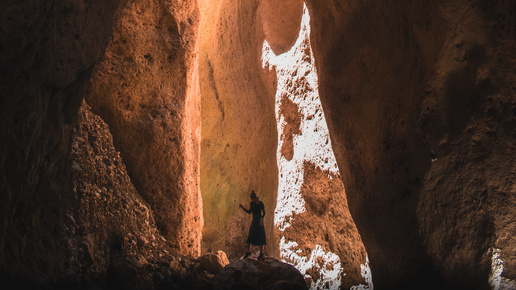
[199,2,370,288]
[306,0,515,288]
[84,0,202,256]
[198,0,303,258]
[1,0,515,288]
[0,0,204,285]
[0,0,122,284]
[67,102,198,288]
[262,9,369,287]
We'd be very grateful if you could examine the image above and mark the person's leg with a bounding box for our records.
[244,244,252,258]
[258,245,264,260]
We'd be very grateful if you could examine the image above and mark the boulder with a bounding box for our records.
[195,251,230,275]
[210,258,307,290]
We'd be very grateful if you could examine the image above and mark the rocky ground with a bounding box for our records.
[207,256,307,290]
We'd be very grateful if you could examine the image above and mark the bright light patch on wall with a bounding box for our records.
[262,3,338,233]
[351,256,374,290]
[280,237,343,289]
[490,248,516,290]
[262,4,373,289]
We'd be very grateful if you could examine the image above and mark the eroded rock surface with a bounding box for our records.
[1,0,514,289]
[85,0,202,256]
[306,0,516,288]
[262,9,369,287]
[68,102,202,289]
[0,0,205,286]
[282,162,367,288]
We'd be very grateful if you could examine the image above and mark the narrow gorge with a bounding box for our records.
[1,0,515,289]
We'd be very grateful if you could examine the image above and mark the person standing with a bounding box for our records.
[239,190,266,260]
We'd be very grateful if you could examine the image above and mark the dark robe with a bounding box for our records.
[243,201,266,246]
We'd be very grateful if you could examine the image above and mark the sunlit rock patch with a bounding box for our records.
[490,248,516,290]
[262,5,372,289]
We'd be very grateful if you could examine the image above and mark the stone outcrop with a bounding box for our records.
[198,0,303,258]
[209,257,308,290]
[194,250,230,275]
[0,0,205,286]
[68,102,199,289]
[305,0,516,288]
[84,0,202,256]
[283,162,367,288]
[262,8,369,287]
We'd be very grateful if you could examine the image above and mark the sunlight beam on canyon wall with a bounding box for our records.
[198,0,280,259]
[262,5,372,289]
[490,248,516,290]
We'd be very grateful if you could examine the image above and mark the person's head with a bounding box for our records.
[250,190,258,201]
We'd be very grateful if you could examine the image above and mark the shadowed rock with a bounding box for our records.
[210,258,307,290]
[194,251,230,275]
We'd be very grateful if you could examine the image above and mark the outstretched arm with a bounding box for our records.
[239,203,251,214]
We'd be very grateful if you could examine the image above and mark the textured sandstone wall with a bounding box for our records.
[198,0,303,258]
[292,163,368,287]
[84,0,202,256]
[68,102,196,288]
[0,0,121,284]
[305,0,515,288]
[0,0,205,285]
[417,2,515,287]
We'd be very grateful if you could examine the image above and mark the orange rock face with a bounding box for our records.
[260,0,304,55]
[283,162,367,288]
[69,102,186,287]
[262,8,369,286]
[84,0,202,256]
[198,0,304,258]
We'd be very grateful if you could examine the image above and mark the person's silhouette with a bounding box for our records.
[239,190,266,260]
